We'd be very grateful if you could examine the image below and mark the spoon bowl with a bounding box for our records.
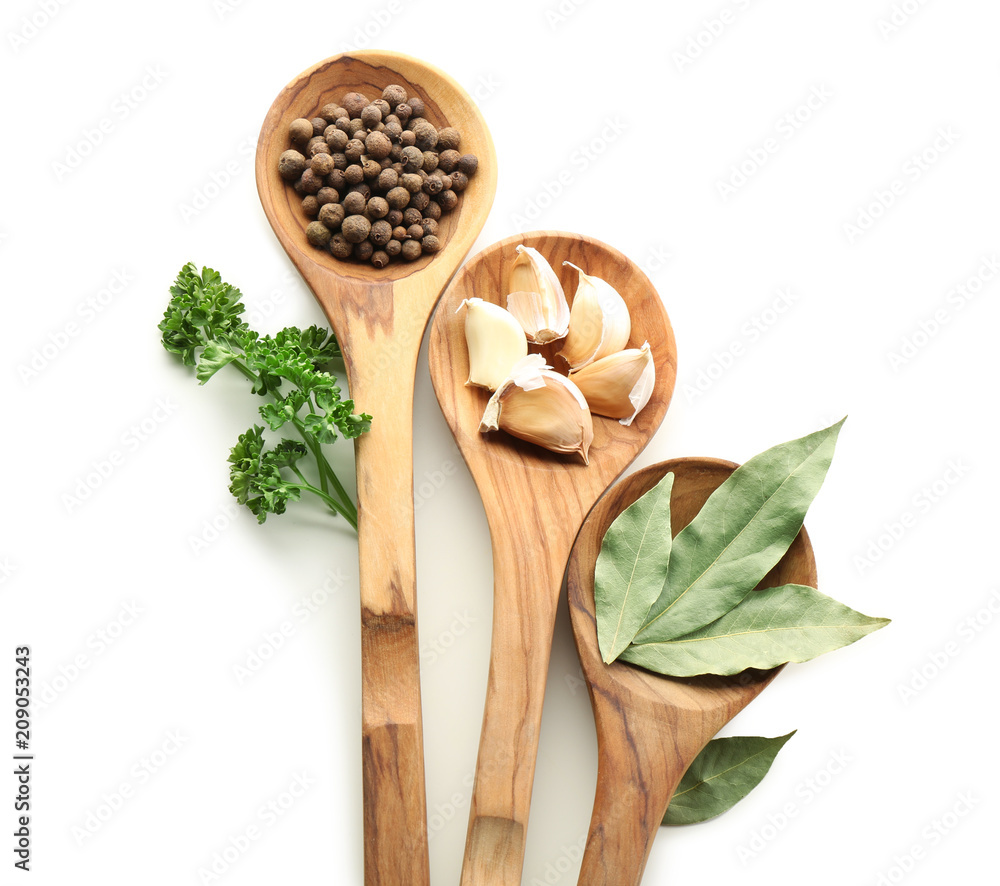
[566,458,817,885]
[428,231,677,884]
[256,50,497,886]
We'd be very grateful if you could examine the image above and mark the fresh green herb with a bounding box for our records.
[159,262,370,528]
[663,732,795,826]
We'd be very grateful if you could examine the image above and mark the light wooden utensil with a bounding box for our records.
[428,231,677,885]
[256,50,497,886]
[566,457,818,885]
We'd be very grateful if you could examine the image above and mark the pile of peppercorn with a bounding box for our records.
[277,84,479,267]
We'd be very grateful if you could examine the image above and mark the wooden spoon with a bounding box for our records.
[428,231,677,885]
[255,51,497,886]
[566,458,818,885]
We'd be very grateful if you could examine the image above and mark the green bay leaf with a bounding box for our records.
[663,732,795,826]
[621,583,890,677]
[595,472,674,663]
[635,418,845,643]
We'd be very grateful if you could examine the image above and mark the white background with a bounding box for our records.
[2,0,997,884]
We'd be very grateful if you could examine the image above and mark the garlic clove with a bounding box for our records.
[480,355,594,463]
[459,297,529,391]
[505,245,570,344]
[569,342,655,426]
[557,262,632,370]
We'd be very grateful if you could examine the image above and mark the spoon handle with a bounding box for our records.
[348,334,430,886]
[577,692,683,886]
[461,526,570,886]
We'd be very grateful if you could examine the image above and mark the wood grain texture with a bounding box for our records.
[566,459,818,885]
[428,232,677,885]
[255,50,497,886]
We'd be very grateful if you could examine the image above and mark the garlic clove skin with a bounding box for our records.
[480,355,594,463]
[505,245,570,344]
[556,262,632,370]
[459,297,529,391]
[569,343,655,426]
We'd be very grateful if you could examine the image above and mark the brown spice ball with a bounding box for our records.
[401,238,423,261]
[342,214,372,244]
[423,199,442,221]
[406,223,425,240]
[278,150,307,181]
[399,129,417,148]
[319,202,345,230]
[320,104,346,123]
[354,240,374,262]
[366,196,390,219]
[458,154,479,177]
[401,146,424,172]
[325,127,349,152]
[361,104,382,130]
[422,174,444,196]
[408,190,430,212]
[310,117,327,136]
[420,217,439,236]
[342,191,367,216]
[326,169,347,191]
[377,168,399,192]
[400,173,423,194]
[371,250,391,269]
[344,164,365,186]
[329,233,353,259]
[331,152,348,171]
[402,207,423,227]
[346,118,365,137]
[421,234,442,254]
[436,189,459,212]
[345,139,365,164]
[310,153,334,176]
[369,219,393,246]
[349,182,371,200]
[448,170,469,192]
[408,96,426,118]
[386,209,404,228]
[392,225,409,241]
[298,168,324,194]
[394,102,413,125]
[316,186,339,206]
[335,116,352,134]
[301,195,320,217]
[436,127,461,152]
[365,131,392,161]
[382,120,403,142]
[382,84,407,109]
[306,136,328,156]
[411,120,438,151]
[372,98,391,117]
[421,151,439,173]
[289,118,313,146]
[385,239,402,258]
[386,186,411,210]
[389,144,404,163]
[437,149,461,174]
[342,92,369,118]
[362,158,382,180]
[306,221,332,246]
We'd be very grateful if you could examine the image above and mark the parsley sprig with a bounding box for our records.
[159,262,370,529]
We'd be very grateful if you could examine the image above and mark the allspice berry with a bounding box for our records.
[342,92,369,119]
[371,250,391,269]
[369,219,393,246]
[320,104,345,123]
[306,221,332,247]
[342,191,367,216]
[366,196,390,219]
[400,173,423,194]
[361,104,382,130]
[278,150,307,181]
[421,234,441,254]
[354,240,374,262]
[377,168,399,192]
[310,117,327,136]
[342,214,372,244]
[316,187,339,206]
[412,120,438,152]
[437,149,461,173]
[329,233,353,259]
[310,153,334,176]
[448,170,469,192]
[385,239,402,258]
[325,127,349,152]
[408,96,426,118]
[298,168,324,194]
[382,84,408,109]
[436,189,458,211]
[458,154,479,177]
[344,164,365,186]
[289,118,313,146]
[401,238,423,261]
[345,139,365,164]
[436,127,461,152]
[301,195,320,217]
[394,102,413,125]
[319,203,345,230]
[365,131,392,161]
[401,145,424,173]
[386,186,411,210]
